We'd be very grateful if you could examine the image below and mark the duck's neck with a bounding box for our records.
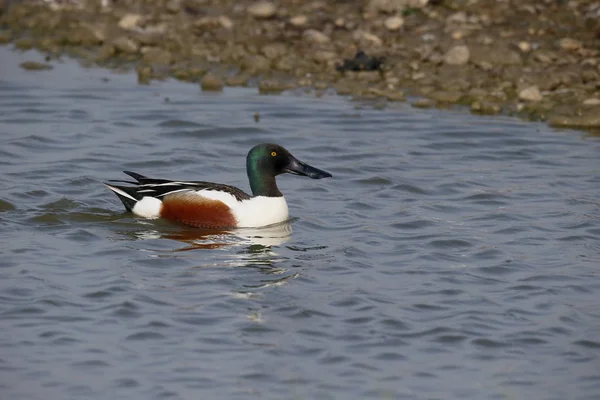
[247,161,282,198]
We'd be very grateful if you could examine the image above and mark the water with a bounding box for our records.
[1,46,599,400]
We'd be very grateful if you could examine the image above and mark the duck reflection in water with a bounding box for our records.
[128,219,294,252]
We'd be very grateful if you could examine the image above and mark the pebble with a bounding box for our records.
[261,43,287,60]
[0,30,10,44]
[549,111,600,128]
[447,11,467,24]
[583,98,600,106]
[247,1,276,19]
[429,90,463,103]
[412,98,434,108]
[312,50,336,63]
[225,74,249,87]
[201,72,224,91]
[76,22,106,45]
[20,61,53,70]
[444,45,470,65]
[303,29,330,44]
[518,41,531,53]
[384,16,404,31]
[518,85,542,102]
[218,16,233,30]
[112,36,139,53]
[118,14,143,30]
[558,38,582,51]
[367,0,428,14]
[258,78,292,94]
[289,15,307,27]
[471,100,501,115]
[353,30,382,46]
[136,65,152,84]
[142,47,172,65]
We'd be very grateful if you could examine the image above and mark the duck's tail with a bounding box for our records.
[104,183,141,212]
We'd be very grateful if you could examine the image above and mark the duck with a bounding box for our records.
[104,143,332,229]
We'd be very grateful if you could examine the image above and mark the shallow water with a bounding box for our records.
[1,46,599,400]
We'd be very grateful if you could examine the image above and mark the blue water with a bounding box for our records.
[1,46,600,400]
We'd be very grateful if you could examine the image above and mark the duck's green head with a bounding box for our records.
[246,143,332,197]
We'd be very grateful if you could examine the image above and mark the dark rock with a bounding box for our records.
[337,51,384,72]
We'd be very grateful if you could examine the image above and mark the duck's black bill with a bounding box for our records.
[285,158,332,179]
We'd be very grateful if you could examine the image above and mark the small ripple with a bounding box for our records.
[82,286,129,299]
[432,334,467,344]
[471,338,508,348]
[428,239,472,249]
[126,331,166,340]
[71,360,110,368]
[391,183,428,194]
[573,339,600,349]
[462,192,510,206]
[156,119,204,127]
[391,219,436,230]
[113,378,140,388]
[354,176,393,186]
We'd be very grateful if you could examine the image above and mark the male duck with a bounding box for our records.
[105,143,332,228]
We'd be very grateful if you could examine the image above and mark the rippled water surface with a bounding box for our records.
[1,46,600,400]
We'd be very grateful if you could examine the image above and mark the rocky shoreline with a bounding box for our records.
[1,0,599,131]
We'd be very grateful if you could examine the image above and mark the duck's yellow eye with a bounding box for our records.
[271,151,277,156]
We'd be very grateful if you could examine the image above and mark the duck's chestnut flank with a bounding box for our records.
[105,144,332,228]
[160,192,236,229]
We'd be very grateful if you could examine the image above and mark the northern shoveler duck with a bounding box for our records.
[105,143,332,229]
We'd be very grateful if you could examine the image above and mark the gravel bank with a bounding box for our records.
[1,0,599,131]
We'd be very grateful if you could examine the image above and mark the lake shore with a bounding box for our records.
[1,0,599,131]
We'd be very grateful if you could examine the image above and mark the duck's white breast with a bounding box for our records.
[196,190,289,228]
[231,196,289,228]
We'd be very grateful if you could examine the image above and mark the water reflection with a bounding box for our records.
[122,219,294,251]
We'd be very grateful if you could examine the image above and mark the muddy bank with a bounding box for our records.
[1,0,599,131]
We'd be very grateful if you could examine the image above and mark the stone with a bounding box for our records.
[366,0,428,14]
[142,47,173,65]
[118,14,143,30]
[290,15,307,27]
[201,73,224,91]
[519,86,542,102]
[136,65,152,84]
[558,38,582,52]
[247,1,276,19]
[470,45,522,66]
[471,100,501,115]
[0,30,10,44]
[225,74,249,87]
[549,110,600,128]
[429,90,463,103]
[20,61,53,71]
[218,16,234,29]
[313,50,337,63]
[166,0,180,13]
[261,43,287,60]
[444,45,470,65]
[447,11,467,24]
[258,79,293,94]
[412,98,434,108]
[518,41,532,53]
[303,29,330,44]
[384,16,404,31]
[353,30,382,46]
[583,98,600,106]
[76,22,106,45]
[242,55,271,73]
[112,36,139,53]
